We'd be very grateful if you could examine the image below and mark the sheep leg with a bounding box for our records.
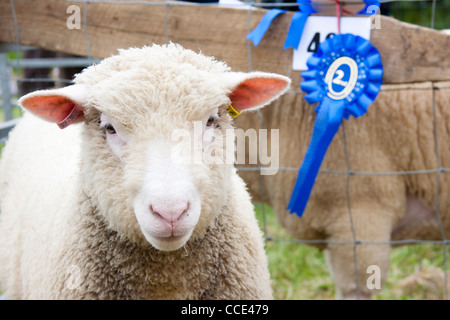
[323,205,395,299]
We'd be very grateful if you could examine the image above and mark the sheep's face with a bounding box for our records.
[18,44,290,251]
[87,104,234,251]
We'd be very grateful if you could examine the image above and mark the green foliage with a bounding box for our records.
[387,0,450,29]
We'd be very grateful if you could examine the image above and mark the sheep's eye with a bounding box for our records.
[104,123,116,135]
[206,116,215,127]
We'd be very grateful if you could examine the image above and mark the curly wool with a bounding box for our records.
[0,44,282,299]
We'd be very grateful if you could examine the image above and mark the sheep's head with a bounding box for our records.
[18,44,290,251]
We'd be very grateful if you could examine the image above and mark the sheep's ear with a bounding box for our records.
[18,84,87,129]
[224,72,291,113]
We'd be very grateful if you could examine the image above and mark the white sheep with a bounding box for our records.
[0,43,290,299]
[236,80,450,299]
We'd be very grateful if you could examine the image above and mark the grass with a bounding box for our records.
[254,202,449,300]
[254,203,335,299]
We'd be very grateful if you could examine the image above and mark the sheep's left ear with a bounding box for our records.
[18,84,87,129]
[223,72,291,113]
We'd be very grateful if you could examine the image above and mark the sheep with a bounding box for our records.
[0,43,291,299]
[236,80,450,299]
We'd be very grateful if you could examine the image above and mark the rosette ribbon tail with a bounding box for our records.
[246,9,286,46]
[283,11,310,50]
[287,97,346,217]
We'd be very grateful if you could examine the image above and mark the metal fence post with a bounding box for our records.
[0,53,13,122]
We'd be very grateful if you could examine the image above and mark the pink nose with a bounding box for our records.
[150,202,189,225]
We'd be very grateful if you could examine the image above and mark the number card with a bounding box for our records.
[293,16,371,70]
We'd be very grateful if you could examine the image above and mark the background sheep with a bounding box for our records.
[236,80,450,299]
[0,43,291,299]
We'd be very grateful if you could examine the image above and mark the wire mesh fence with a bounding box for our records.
[1,0,449,299]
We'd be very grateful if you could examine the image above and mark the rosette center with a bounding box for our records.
[325,57,359,101]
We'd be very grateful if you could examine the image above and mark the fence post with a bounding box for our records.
[0,52,13,121]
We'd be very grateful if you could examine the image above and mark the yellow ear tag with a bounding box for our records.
[227,104,241,118]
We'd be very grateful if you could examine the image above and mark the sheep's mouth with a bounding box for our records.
[144,223,193,241]
[146,231,192,251]
[153,234,186,242]
[132,181,202,251]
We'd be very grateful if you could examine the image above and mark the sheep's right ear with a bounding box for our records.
[223,72,291,113]
[18,84,87,129]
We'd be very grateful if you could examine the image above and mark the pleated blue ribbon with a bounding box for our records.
[287,34,383,217]
[246,0,380,49]
[246,8,288,47]
[283,11,311,49]
[247,1,316,49]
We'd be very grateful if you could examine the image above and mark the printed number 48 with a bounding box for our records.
[307,32,335,53]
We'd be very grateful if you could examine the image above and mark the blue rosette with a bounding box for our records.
[287,33,383,217]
